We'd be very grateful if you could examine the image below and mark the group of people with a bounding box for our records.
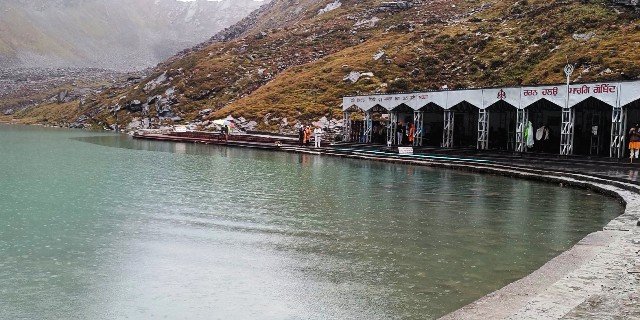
[298,125,324,148]
[394,122,416,146]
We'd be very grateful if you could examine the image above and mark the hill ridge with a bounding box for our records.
[3,0,640,133]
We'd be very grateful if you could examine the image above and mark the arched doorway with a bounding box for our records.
[487,101,517,151]
[417,103,444,147]
[572,97,613,156]
[526,99,562,153]
[342,106,365,143]
[450,102,479,148]
[369,105,389,144]
[389,104,414,145]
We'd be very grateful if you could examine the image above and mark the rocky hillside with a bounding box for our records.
[4,0,640,132]
[0,0,267,70]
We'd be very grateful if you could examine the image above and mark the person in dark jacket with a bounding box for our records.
[396,122,405,145]
[223,125,229,142]
[298,126,305,146]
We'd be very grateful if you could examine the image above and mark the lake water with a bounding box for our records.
[0,124,623,319]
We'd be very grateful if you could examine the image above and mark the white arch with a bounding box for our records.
[415,91,447,110]
[620,81,640,107]
[568,82,618,108]
[344,80,640,111]
[445,89,482,109]
[482,87,521,109]
[520,85,566,109]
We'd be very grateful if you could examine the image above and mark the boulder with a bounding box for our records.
[143,71,168,93]
[124,100,143,112]
[156,98,174,118]
[373,50,385,61]
[244,121,258,131]
[57,90,68,103]
[344,71,362,83]
[354,17,380,29]
[126,119,142,130]
[573,31,595,41]
[318,0,341,15]
[147,95,162,105]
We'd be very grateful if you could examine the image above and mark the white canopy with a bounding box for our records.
[483,87,521,109]
[343,80,640,112]
[415,91,447,109]
[620,81,640,107]
[520,84,566,109]
[568,82,618,107]
[445,89,483,109]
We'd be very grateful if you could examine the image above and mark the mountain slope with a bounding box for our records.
[0,0,267,70]
[5,0,640,131]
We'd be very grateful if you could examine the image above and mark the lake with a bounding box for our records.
[0,124,623,319]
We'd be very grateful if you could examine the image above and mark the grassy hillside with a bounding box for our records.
[8,0,640,131]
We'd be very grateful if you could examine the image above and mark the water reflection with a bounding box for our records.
[0,125,624,319]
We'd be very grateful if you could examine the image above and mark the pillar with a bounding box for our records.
[560,107,575,155]
[413,110,424,147]
[387,111,398,145]
[442,109,454,148]
[343,111,352,142]
[477,109,489,150]
[364,110,373,143]
[610,107,626,158]
[516,108,529,152]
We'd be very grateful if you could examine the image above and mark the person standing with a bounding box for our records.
[298,125,305,146]
[629,124,640,163]
[304,126,311,145]
[396,122,404,145]
[408,123,415,145]
[223,124,229,142]
[314,127,323,148]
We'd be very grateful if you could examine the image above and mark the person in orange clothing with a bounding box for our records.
[629,123,640,163]
[304,126,312,145]
[408,122,415,145]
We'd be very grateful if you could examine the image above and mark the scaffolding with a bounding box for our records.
[610,107,626,158]
[442,110,454,148]
[343,111,352,142]
[515,108,529,152]
[364,110,373,143]
[560,108,575,155]
[387,111,398,145]
[413,111,424,146]
[477,109,489,150]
